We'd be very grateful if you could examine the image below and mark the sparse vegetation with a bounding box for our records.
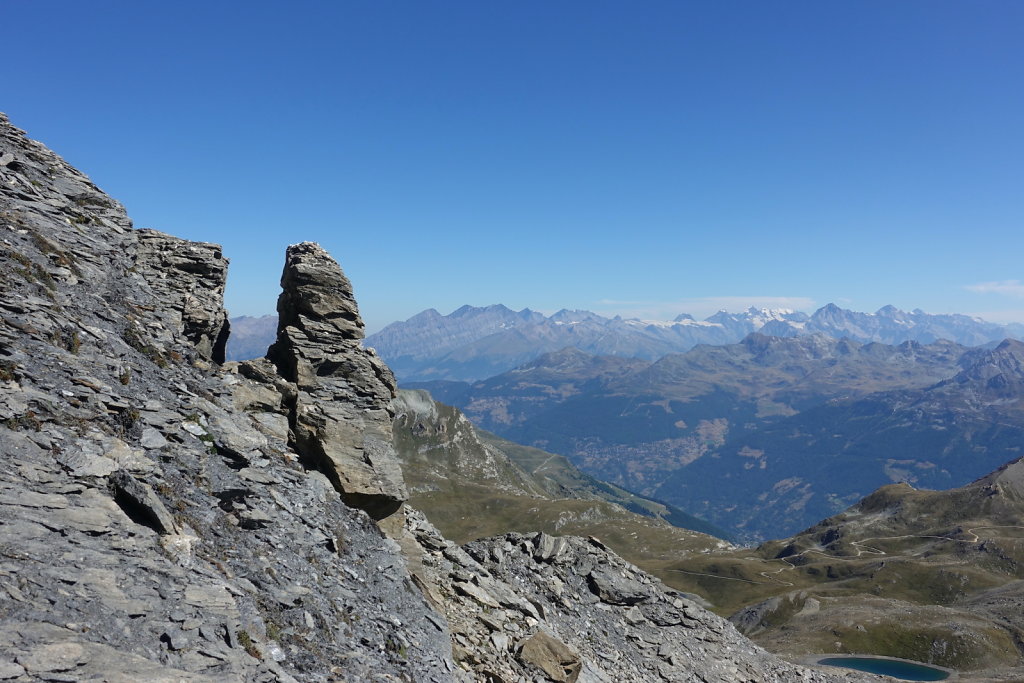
[30,229,80,274]
[123,326,168,367]
[72,193,114,209]
[4,248,32,269]
[385,636,408,659]
[0,361,16,382]
[50,326,81,354]
[3,410,42,432]
[236,630,262,659]
[115,407,140,435]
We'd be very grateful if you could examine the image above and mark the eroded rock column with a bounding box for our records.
[268,242,407,519]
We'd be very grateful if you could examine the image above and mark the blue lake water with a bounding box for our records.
[818,656,950,681]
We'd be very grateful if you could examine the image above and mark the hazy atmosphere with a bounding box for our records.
[5,1,1023,332]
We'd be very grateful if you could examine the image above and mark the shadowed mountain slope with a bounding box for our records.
[414,335,1017,539]
[658,338,1024,538]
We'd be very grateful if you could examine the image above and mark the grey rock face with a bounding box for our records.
[134,228,230,363]
[519,630,582,682]
[268,242,407,520]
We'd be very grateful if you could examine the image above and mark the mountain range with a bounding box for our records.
[226,314,278,362]
[368,303,1023,382]
[230,305,1024,542]
[228,304,1023,382]
[658,338,1024,539]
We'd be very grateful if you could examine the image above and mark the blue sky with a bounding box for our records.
[5,1,1024,332]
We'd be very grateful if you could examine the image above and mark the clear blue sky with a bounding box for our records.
[5,1,1024,332]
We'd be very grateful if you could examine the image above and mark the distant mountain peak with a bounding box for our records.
[409,307,443,320]
[814,302,846,316]
[451,303,513,316]
[550,308,602,323]
[950,338,1024,397]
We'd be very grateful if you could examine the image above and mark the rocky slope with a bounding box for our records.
[0,114,452,682]
[0,113,871,681]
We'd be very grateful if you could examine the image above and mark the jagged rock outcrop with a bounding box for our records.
[946,338,1024,399]
[268,241,407,520]
[133,228,231,363]
[0,113,452,682]
[0,113,871,682]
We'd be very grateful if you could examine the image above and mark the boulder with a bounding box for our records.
[519,630,582,682]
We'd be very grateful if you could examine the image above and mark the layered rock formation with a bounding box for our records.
[0,113,870,681]
[134,228,231,364]
[0,113,452,682]
[268,241,406,520]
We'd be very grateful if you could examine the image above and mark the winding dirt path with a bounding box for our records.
[530,453,560,475]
